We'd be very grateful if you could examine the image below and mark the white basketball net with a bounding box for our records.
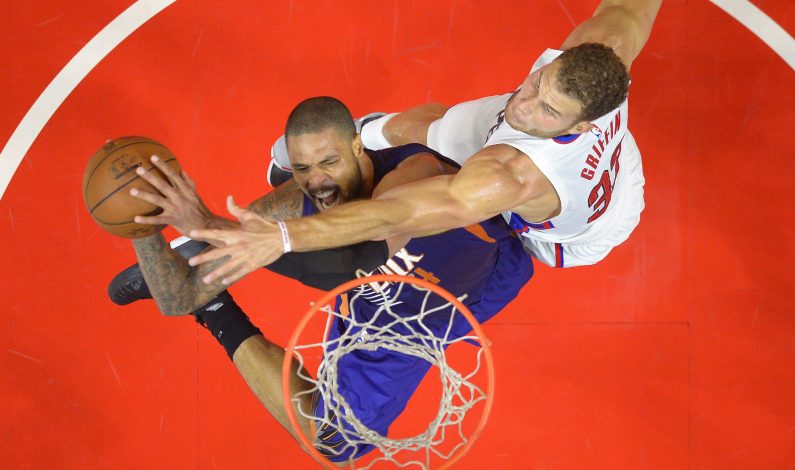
[290,278,490,469]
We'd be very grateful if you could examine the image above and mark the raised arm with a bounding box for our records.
[560,0,662,70]
[288,145,537,249]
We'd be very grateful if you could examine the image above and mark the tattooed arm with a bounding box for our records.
[246,179,304,221]
[132,181,306,315]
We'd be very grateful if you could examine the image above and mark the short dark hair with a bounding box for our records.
[555,43,630,122]
[285,96,356,141]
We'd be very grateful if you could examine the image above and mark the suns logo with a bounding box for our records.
[355,248,425,306]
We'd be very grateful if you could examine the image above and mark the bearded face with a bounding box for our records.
[287,127,364,211]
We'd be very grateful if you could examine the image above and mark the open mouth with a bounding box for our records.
[312,188,341,210]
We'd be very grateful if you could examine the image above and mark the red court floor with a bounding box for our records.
[1,1,794,468]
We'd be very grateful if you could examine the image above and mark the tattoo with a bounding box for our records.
[133,234,228,315]
[133,234,192,315]
[191,249,230,307]
[133,181,304,315]
[247,179,304,221]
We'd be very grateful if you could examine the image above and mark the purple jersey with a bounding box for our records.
[306,144,534,461]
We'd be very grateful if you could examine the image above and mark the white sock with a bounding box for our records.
[360,113,397,149]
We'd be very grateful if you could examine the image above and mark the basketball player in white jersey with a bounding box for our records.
[186,0,663,283]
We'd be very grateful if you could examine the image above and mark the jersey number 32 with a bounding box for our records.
[587,138,623,224]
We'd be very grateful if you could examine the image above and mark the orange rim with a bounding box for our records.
[281,274,496,469]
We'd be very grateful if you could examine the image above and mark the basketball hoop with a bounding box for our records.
[282,274,496,469]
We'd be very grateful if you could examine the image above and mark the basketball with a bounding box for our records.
[82,136,181,239]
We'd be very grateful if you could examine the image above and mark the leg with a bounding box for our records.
[191,294,316,449]
[232,335,315,444]
[381,103,449,146]
[109,237,209,305]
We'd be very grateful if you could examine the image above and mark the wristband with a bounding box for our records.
[277,221,292,253]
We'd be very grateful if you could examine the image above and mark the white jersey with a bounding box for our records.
[271,48,645,267]
[426,48,645,267]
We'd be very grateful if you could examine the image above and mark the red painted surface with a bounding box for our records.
[1,1,793,468]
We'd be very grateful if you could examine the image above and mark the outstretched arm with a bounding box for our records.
[560,0,663,70]
[288,146,535,247]
[133,149,463,304]
[189,145,552,284]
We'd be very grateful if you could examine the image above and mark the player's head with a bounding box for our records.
[285,96,366,211]
[505,43,630,138]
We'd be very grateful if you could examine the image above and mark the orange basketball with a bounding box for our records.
[82,136,181,239]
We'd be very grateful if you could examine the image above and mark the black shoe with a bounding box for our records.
[266,157,294,187]
[108,238,210,305]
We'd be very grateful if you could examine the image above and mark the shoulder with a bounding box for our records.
[466,144,535,178]
[398,151,458,173]
[371,149,458,199]
[467,143,524,163]
[247,179,305,221]
[460,144,553,201]
[374,144,460,169]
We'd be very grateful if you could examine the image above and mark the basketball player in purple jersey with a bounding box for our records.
[126,97,532,461]
[188,0,662,282]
